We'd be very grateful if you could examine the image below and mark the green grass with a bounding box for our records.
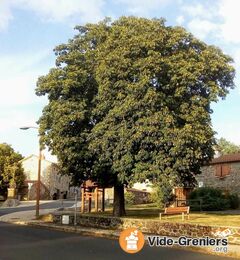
[87,203,240,227]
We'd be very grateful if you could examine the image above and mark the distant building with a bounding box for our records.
[104,180,153,205]
[196,153,240,196]
[132,179,153,192]
[19,154,71,200]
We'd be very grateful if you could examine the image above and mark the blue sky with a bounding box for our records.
[0,0,239,161]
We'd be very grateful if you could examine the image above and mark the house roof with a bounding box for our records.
[210,153,240,165]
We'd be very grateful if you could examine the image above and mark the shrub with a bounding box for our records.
[227,193,240,209]
[125,191,135,205]
[189,187,239,211]
[150,183,175,208]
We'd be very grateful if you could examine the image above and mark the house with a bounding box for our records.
[196,153,240,196]
[19,154,71,200]
[132,179,153,192]
[104,180,153,205]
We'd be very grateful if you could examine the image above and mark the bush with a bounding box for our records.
[125,191,135,205]
[189,187,239,211]
[228,193,240,209]
[149,191,158,205]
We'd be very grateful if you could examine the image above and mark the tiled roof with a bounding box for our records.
[210,153,240,164]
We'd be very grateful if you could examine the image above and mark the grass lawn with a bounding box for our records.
[88,203,240,227]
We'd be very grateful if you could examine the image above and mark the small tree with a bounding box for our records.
[217,138,240,155]
[0,143,25,197]
[150,176,175,208]
[125,191,135,205]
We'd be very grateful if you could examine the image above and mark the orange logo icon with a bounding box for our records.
[119,227,145,254]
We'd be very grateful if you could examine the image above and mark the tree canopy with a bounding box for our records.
[0,143,25,197]
[36,17,235,216]
[216,138,240,155]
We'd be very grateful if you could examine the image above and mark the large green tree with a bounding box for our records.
[36,17,235,216]
[0,143,25,197]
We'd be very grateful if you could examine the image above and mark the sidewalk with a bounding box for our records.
[1,209,239,259]
[0,200,57,209]
[0,208,56,222]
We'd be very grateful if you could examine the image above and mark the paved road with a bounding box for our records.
[0,200,75,217]
[0,222,230,260]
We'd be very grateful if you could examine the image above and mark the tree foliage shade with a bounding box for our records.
[36,17,235,216]
[0,143,25,196]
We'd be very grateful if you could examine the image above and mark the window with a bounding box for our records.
[215,164,231,178]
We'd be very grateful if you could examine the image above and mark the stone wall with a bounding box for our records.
[52,212,240,245]
[197,162,240,196]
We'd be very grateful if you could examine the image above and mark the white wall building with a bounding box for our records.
[20,154,71,200]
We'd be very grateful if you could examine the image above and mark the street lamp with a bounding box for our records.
[20,126,42,218]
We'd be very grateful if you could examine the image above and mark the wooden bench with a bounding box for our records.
[159,206,190,220]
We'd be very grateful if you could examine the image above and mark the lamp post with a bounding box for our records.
[20,126,41,218]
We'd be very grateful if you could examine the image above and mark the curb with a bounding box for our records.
[28,222,120,239]
[2,220,120,239]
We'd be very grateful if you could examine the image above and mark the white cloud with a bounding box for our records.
[0,50,50,107]
[0,50,50,75]
[187,18,219,40]
[233,49,240,70]
[0,0,105,31]
[181,0,240,43]
[232,48,240,91]
[14,0,104,23]
[0,0,13,31]
[176,15,184,25]
[182,3,214,20]
[180,2,220,40]
[179,0,240,92]
[0,109,37,132]
[0,74,38,106]
[0,50,49,157]
[218,0,240,43]
[116,0,172,16]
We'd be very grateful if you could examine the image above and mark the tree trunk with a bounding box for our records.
[113,184,126,217]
